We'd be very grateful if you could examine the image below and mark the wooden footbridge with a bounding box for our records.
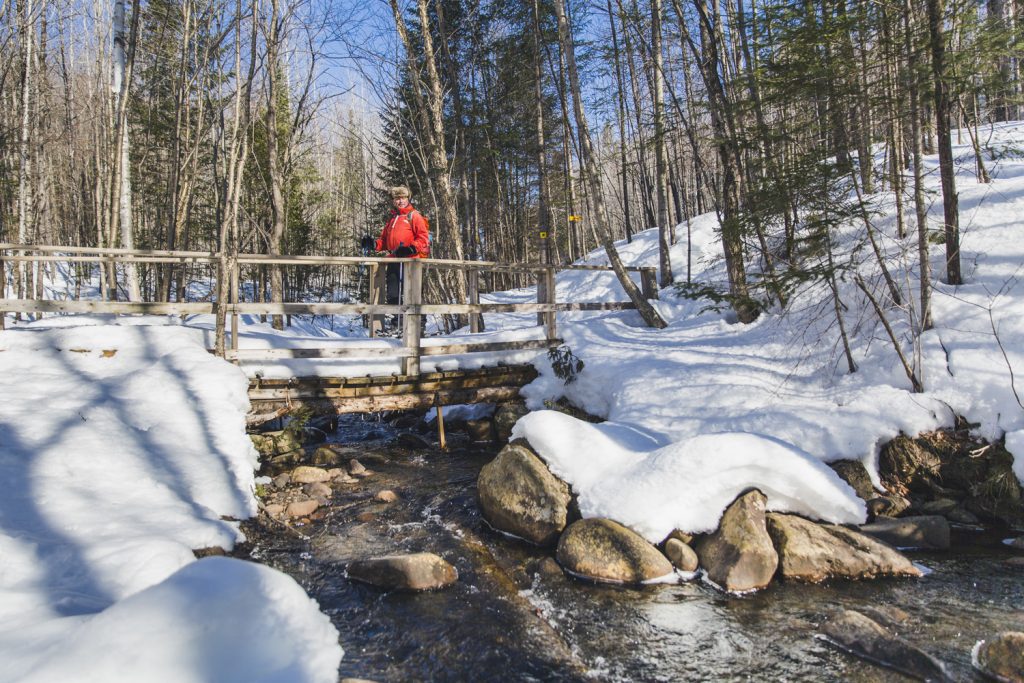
[1,244,658,426]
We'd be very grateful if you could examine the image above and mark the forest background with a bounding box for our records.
[1,0,1021,339]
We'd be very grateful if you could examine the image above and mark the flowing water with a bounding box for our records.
[239,415,1024,682]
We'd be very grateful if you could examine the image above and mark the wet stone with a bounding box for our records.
[493,402,529,443]
[304,482,332,499]
[556,518,673,585]
[291,466,331,484]
[312,446,343,467]
[858,515,950,550]
[947,507,981,525]
[920,498,959,516]
[830,460,877,501]
[347,552,458,591]
[768,513,921,582]
[664,538,699,573]
[375,489,399,503]
[464,418,495,442]
[348,459,367,476]
[821,609,950,682]
[286,499,320,518]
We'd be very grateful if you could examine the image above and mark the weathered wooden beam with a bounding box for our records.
[0,243,217,258]
[0,299,214,314]
[246,385,527,424]
[249,364,533,389]
[247,371,536,400]
[226,338,557,361]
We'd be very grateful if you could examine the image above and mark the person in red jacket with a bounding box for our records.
[361,186,430,330]
[368,186,430,259]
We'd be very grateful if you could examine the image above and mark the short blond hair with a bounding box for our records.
[389,185,411,199]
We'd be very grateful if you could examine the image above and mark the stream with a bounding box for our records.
[238,414,1024,682]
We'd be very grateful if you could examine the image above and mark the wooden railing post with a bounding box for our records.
[641,267,659,300]
[543,266,556,342]
[401,259,424,376]
[536,268,546,327]
[468,268,481,333]
[214,252,227,357]
[368,262,382,338]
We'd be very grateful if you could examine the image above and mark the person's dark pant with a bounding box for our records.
[385,262,402,304]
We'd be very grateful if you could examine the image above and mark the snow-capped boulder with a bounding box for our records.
[695,489,778,593]
[767,514,922,582]
[973,632,1024,682]
[556,518,673,584]
[821,609,949,681]
[346,553,458,591]
[477,441,572,546]
[858,515,950,550]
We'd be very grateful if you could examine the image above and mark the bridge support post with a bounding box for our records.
[401,259,423,376]
[641,267,659,300]
[468,268,481,333]
[540,266,556,341]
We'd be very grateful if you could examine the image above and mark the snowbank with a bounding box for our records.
[0,322,341,682]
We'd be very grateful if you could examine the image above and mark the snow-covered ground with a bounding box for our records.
[2,121,1023,680]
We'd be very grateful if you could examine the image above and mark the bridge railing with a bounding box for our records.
[0,244,659,376]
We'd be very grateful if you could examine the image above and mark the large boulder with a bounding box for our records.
[695,490,778,593]
[973,632,1024,682]
[821,609,950,681]
[767,513,922,582]
[477,441,572,546]
[347,553,458,591]
[556,518,673,584]
[493,402,529,443]
[858,515,950,550]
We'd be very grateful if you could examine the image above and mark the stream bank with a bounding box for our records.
[235,412,1024,682]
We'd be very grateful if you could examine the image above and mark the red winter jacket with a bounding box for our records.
[376,204,430,257]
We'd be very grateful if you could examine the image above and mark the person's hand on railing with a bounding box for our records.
[393,245,416,258]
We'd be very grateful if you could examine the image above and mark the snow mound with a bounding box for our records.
[16,557,342,683]
[513,410,867,541]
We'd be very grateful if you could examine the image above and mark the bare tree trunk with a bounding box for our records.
[651,0,672,287]
[532,0,553,264]
[266,0,287,330]
[606,0,633,245]
[16,0,34,308]
[110,0,141,301]
[215,0,257,356]
[925,0,961,285]
[552,0,667,328]
[904,0,931,330]
[389,0,467,311]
